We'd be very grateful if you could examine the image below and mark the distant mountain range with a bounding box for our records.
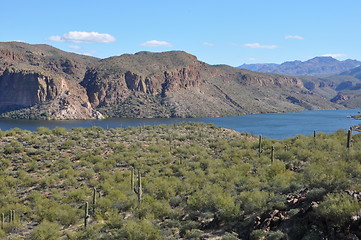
[299,66,361,108]
[238,57,361,77]
[0,42,341,120]
[238,57,361,108]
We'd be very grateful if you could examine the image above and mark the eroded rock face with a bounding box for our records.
[0,69,58,112]
[331,93,351,103]
[0,68,103,120]
[45,78,104,120]
[81,63,204,108]
[240,73,304,88]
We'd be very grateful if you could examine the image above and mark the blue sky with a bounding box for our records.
[2,0,361,66]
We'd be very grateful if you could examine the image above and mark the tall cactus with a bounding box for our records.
[271,146,275,163]
[92,187,97,217]
[133,169,143,204]
[347,128,352,148]
[1,213,4,229]
[284,144,288,152]
[258,136,263,157]
[84,202,89,230]
[9,210,12,223]
[12,210,15,223]
[169,137,173,151]
[131,167,135,191]
[313,130,316,142]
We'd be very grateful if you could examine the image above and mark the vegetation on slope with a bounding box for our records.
[0,123,360,239]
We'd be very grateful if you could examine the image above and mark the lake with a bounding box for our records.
[0,109,360,139]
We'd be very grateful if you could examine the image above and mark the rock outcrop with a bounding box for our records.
[0,68,103,120]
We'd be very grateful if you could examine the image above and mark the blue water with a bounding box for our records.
[0,109,360,139]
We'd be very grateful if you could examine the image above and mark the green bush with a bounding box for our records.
[238,190,271,214]
[117,219,162,240]
[316,193,361,227]
[29,220,62,240]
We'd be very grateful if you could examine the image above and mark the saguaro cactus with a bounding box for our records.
[258,136,263,157]
[9,210,12,223]
[133,169,143,204]
[313,130,316,142]
[271,146,275,163]
[84,202,89,230]
[284,144,288,152]
[1,213,4,229]
[131,167,135,191]
[347,128,352,148]
[12,210,15,223]
[92,187,97,217]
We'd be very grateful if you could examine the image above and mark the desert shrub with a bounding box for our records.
[267,230,286,240]
[116,219,161,240]
[179,220,202,238]
[302,161,350,191]
[60,139,76,150]
[55,204,80,226]
[222,232,240,240]
[316,193,361,227]
[52,127,67,136]
[29,220,62,240]
[106,189,133,212]
[306,188,327,201]
[136,196,174,220]
[238,190,271,214]
[4,141,24,154]
[65,188,87,203]
[184,229,204,239]
[36,127,52,135]
[250,229,267,240]
[0,158,11,171]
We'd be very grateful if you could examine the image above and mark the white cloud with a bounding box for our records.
[244,43,278,49]
[140,40,173,47]
[285,35,304,40]
[203,42,215,47]
[321,53,347,58]
[48,36,63,42]
[48,31,116,43]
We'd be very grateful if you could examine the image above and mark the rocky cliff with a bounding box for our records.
[0,68,103,119]
[0,42,341,120]
[0,42,103,119]
[79,53,339,118]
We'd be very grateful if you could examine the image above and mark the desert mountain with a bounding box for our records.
[0,42,340,120]
[339,66,361,79]
[297,66,361,108]
[239,57,361,77]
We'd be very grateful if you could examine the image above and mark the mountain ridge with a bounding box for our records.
[239,57,361,77]
[0,42,341,120]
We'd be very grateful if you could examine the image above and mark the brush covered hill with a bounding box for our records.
[1,123,361,239]
[0,42,339,120]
